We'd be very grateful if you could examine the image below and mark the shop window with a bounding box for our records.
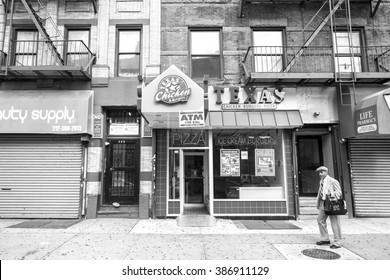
[66,28,90,66]
[190,29,222,79]
[333,31,362,72]
[213,130,285,200]
[116,29,141,77]
[253,30,284,72]
[107,109,140,136]
[13,30,39,66]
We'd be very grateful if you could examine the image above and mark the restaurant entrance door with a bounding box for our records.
[184,152,205,205]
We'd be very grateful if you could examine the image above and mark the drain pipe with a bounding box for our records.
[0,1,7,53]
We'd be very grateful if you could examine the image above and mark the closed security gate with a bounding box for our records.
[0,138,83,218]
[349,139,390,217]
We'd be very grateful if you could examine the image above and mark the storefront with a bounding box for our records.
[140,65,313,218]
[0,90,93,218]
[349,89,390,217]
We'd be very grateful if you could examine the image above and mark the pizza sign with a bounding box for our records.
[154,75,192,104]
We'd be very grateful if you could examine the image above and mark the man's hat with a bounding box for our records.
[316,166,328,172]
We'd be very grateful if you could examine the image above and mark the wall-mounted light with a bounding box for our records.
[313,112,320,117]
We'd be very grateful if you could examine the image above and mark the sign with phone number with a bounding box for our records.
[52,125,82,132]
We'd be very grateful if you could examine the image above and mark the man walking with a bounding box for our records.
[315,166,343,249]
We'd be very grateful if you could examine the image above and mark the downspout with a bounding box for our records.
[0,0,7,67]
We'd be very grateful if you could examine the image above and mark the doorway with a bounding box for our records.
[184,152,205,205]
[104,139,139,204]
[296,136,323,196]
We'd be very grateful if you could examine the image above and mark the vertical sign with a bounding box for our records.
[255,149,275,176]
[142,117,152,137]
[355,105,378,135]
[93,113,103,138]
[220,149,240,177]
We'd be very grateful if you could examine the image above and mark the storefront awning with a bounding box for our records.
[354,89,390,136]
[206,110,303,128]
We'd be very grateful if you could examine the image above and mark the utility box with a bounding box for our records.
[139,193,150,219]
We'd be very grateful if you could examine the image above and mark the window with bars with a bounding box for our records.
[253,30,284,72]
[66,28,90,66]
[14,30,39,66]
[333,31,362,72]
[107,109,140,136]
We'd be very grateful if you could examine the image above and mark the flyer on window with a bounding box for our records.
[255,149,275,176]
[220,149,240,177]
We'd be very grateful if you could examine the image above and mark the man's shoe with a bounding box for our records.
[330,244,341,249]
[316,240,331,245]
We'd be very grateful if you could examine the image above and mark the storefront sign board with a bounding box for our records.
[109,123,139,135]
[141,65,204,128]
[355,105,378,134]
[0,90,93,134]
[170,130,208,147]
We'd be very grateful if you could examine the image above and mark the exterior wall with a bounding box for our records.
[0,0,160,218]
[155,129,168,218]
[88,0,160,217]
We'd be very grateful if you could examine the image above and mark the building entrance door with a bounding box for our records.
[104,139,139,204]
[184,152,204,205]
[296,136,323,196]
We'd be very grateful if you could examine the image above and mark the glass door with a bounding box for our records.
[184,152,204,204]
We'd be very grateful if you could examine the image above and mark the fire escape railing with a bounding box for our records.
[242,45,390,75]
[8,39,95,73]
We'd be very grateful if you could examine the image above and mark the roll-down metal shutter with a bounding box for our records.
[0,138,83,218]
[349,139,390,217]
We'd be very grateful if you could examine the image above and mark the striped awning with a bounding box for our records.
[206,110,303,128]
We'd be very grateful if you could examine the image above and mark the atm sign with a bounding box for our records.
[179,111,205,127]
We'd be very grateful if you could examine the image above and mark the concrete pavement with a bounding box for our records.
[1,216,389,260]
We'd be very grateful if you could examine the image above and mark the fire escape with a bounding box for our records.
[240,0,390,86]
[0,0,97,80]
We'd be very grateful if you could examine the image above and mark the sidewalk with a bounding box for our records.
[1,216,389,260]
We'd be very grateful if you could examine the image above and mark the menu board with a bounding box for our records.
[220,149,240,177]
[255,149,275,176]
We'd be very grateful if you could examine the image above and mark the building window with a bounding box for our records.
[190,29,221,79]
[116,29,141,77]
[253,30,284,72]
[66,28,90,66]
[14,30,38,66]
[213,130,285,200]
[334,31,362,72]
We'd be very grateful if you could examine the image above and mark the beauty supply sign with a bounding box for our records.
[0,90,93,134]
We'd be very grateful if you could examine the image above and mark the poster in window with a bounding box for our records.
[255,149,275,176]
[220,149,240,177]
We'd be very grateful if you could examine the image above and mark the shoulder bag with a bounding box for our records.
[324,195,347,215]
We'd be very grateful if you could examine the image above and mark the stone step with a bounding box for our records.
[299,206,318,215]
[176,215,217,227]
[97,205,139,219]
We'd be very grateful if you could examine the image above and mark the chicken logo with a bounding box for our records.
[155,75,192,104]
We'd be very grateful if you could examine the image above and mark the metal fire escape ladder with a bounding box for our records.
[284,0,345,73]
[331,0,357,104]
[20,0,64,65]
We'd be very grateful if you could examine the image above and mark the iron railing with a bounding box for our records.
[7,39,94,72]
[242,45,390,74]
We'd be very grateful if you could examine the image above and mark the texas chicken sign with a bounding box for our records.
[140,65,205,128]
